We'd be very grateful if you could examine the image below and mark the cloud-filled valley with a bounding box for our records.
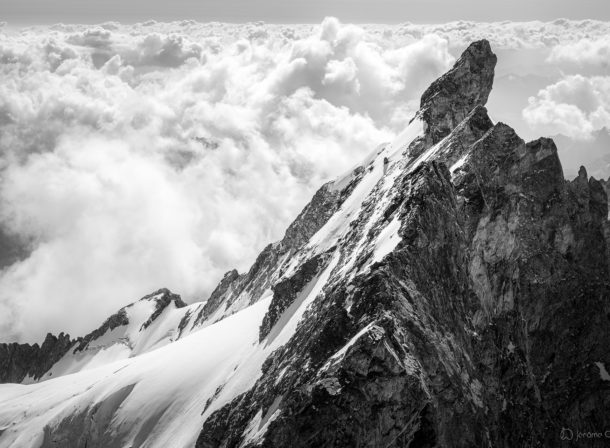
[1,18,610,342]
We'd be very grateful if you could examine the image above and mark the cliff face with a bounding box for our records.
[0,333,73,383]
[419,40,496,145]
[0,40,608,448]
[196,41,610,448]
[188,182,344,329]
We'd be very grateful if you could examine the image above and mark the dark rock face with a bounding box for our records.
[72,309,129,353]
[184,269,242,333]
[454,130,610,447]
[599,176,610,277]
[140,288,186,330]
[419,40,497,145]
[196,40,610,448]
[75,288,185,352]
[0,332,73,383]
[192,181,349,326]
[259,251,330,341]
[0,288,186,384]
[197,161,482,448]
[1,38,607,448]
[201,270,240,318]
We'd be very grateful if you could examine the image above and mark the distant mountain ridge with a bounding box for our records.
[0,288,188,384]
[552,128,610,179]
[0,40,608,448]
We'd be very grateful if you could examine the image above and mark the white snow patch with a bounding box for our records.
[200,255,339,428]
[407,139,442,174]
[371,214,402,264]
[303,118,424,285]
[330,143,387,193]
[15,254,339,448]
[240,395,283,447]
[33,299,197,382]
[32,342,131,383]
[318,323,379,374]
[331,323,377,361]
[386,118,425,159]
[0,296,273,448]
[450,153,468,173]
[264,255,339,348]
[307,157,385,255]
[594,362,610,381]
[309,118,424,259]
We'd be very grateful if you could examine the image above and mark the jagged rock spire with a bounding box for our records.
[419,39,497,144]
[3,39,609,448]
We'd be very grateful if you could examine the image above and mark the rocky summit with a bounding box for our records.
[0,40,608,448]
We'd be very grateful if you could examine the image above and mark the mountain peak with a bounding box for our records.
[2,39,609,448]
[419,39,497,144]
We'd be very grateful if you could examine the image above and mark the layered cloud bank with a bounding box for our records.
[1,18,609,341]
[524,36,610,141]
[524,75,610,140]
[0,18,452,341]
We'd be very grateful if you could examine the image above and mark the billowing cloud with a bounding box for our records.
[387,19,610,50]
[547,37,610,74]
[0,18,454,342]
[523,75,610,140]
[3,17,610,342]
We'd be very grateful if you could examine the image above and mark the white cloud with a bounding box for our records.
[322,58,360,93]
[3,17,609,342]
[0,18,454,342]
[547,37,610,73]
[390,19,610,50]
[523,75,610,140]
[66,27,113,48]
[0,136,207,340]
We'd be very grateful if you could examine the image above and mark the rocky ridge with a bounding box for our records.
[195,40,610,448]
[0,333,72,383]
[0,288,188,383]
[0,39,608,448]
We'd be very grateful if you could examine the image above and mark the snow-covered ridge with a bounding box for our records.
[22,288,194,383]
[2,38,605,448]
[0,295,273,448]
[0,93,430,447]
[0,40,490,447]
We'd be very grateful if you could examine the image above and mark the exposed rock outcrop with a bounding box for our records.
[600,176,610,276]
[191,181,347,326]
[1,39,608,448]
[455,131,609,447]
[196,40,610,448]
[418,40,496,145]
[74,287,186,353]
[0,288,186,383]
[259,251,331,341]
[0,332,73,383]
[140,288,187,330]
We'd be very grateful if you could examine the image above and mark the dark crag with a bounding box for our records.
[196,40,610,448]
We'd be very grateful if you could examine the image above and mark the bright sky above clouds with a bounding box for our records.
[2,0,609,24]
[1,17,610,342]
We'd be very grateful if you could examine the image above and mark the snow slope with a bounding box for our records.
[23,290,197,384]
[0,115,426,448]
[0,255,348,447]
[0,296,270,447]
